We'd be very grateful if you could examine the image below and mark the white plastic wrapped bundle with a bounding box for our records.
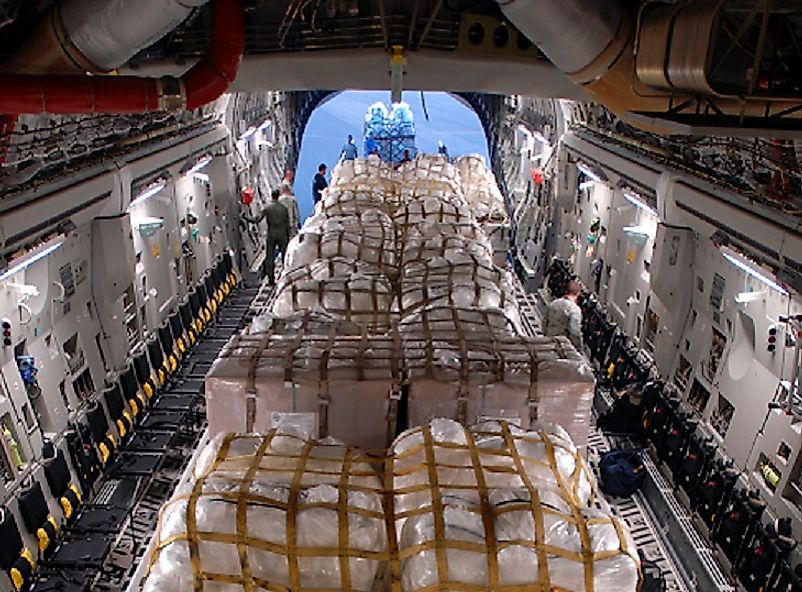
[144,433,388,592]
[400,220,490,248]
[485,222,511,267]
[206,333,400,446]
[390,420,639,592]
[329,158,397,191]
[398,154,460,187]
[400,233,494,268]
[400,256,503,287]
[398,491,640,592]
[247,308,365,337]
[391,418,595,516]
[272,260,396,333]
[455,155,507,223]
[398,260,516,319]
[393,198,473,228]
[397,305,519,340]
[283,214,397,277]
[320,188,399,217]
[398,313,594,443]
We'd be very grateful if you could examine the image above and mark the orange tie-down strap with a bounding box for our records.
[145,427,640,592]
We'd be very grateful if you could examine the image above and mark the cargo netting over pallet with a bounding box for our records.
[206,154,593,451]
[143,421,641,591]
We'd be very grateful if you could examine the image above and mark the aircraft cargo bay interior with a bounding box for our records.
[0,1,800,591]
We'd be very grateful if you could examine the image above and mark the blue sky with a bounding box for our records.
[294,91,489,220]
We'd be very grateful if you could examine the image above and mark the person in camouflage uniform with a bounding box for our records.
[244,189,290,285]
[544,280,583,350]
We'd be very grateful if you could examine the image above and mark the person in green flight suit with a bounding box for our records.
[243,188,290,285]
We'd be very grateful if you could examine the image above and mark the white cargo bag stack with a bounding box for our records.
[393,197,473,229]
[398,258,515,320]
[283,213,397,278]
[389,419,640,592]
[454,155,510,266]
[400,233,494,269]
[144,432,388,592]
[272,259,397,334]
[454,155,507,223]
[320,188,399,218]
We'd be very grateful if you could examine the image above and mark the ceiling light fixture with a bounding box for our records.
[185,155,212,176]
[623,225,654,238]
[129,181,166,209]
[722,248,789,296]
[622,188,658,217]
[576,162,602,183]
[239,126,257,141]
[0,239,64,282]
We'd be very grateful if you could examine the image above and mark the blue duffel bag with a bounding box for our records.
[599,449,646,497]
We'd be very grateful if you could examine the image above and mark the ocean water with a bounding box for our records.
[293,90,490,221]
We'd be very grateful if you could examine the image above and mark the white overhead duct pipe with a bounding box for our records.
[499,0,802,134]
[61,0,209,72]
[499,0,624,76]
[2,0,208,74]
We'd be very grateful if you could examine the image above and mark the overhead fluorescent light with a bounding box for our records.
[185,155,212,176]
[0,239,63,282]
[532,131,549,145]
[129,181,166,209]
[576,162,602,183]
[735,290,766,304]
[5,283,40,297]
[257,119,271,132]
[623,225,654,238]
[622,188,658,217]
[239,126,257,141]
[722,247,789,296]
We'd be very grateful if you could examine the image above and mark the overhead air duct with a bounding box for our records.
[2,0,209,74]
[0,0,244,114]
[500,0,802,134]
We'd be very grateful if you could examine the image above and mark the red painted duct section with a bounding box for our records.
[0,0,244,114]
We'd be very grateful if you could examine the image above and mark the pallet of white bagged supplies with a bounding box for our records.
[284,212,398,277]
[398,261,517,320]
[205,331,401,450]
[142,423,641,592]
[393,198,474,228]
[320,187,400,217]
[143,432,390,592]
[389,419,640,592]
[400,232,495,269]
[271,260,398,334]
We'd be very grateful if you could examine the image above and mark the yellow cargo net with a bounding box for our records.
[145,425,640,592]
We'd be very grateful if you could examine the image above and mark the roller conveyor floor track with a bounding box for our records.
[34,279,262,592]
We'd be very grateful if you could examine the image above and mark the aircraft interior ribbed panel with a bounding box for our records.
[0,1,800,591]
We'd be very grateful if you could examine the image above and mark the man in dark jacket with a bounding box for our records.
[312,163,328,205]
[244,189,290,285]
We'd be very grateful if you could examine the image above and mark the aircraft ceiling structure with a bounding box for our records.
[0,0,800,253]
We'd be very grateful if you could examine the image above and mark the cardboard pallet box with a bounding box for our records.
[399,307,595,452]
[205,332,401,451]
